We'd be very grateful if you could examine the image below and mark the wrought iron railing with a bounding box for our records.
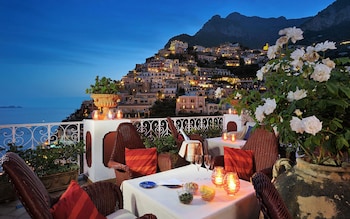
[0,115,223,158]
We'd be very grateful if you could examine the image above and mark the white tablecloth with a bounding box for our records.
[206,137,246,157]
[121,165,259,219]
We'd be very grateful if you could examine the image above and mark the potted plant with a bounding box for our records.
[188,125,223,139]
[231,27,350,218]
[143,135,179,171]
[86,76,122,119]
[2,141,85,193]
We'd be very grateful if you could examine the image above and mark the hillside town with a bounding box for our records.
[93,40,268,118]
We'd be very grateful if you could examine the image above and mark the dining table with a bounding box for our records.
[205,137,246,157]
[121,164,260,219]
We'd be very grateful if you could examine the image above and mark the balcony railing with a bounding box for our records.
[0,116,223,157]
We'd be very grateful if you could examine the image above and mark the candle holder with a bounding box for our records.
[211,166,226,187]
[223,172,240,196]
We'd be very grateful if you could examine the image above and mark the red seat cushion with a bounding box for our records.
[50,180,106,219]
[125,147,157,176]
[224,147,254,181]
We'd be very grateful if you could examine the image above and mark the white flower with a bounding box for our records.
[276,36,289,47]
[291,59,304,71]
[263,98,277,115]
[290,116,304,134]
[315,40,336,52]
[267,45,279,59]
[294,109,303,117]
[255,105,265,122]
[304,46,320,62]
[311,63,332,82]
[287,87,307,102]
[302,116,322,136]
[291,48,305,61]
[279,27,303,43]
[322,58,335,69]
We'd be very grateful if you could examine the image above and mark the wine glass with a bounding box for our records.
[194,155,203,171]
[204,155,212,171]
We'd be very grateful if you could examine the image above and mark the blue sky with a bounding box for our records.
[0,0,336,109]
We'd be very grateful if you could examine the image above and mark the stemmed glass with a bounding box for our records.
[194,154,203,171]
[204,155,212,171]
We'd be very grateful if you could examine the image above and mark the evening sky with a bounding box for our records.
[0,0,335,109]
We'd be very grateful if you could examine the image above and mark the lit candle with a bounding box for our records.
[92,110,99,120]
[107,109,115,119]
[222,132,228,140]
[116,110,122,119]
[233,109,238,114]
[228,108,232,114]
[231,134,236,142]
[215,175,223,185]
[228,181,236,191]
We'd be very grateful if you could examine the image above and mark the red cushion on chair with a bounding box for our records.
[50,180,106,219]
[125,147,157,176]
[224,147,254,181]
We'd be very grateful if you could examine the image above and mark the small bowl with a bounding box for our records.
[183,182,199,195]
[177,189,193,204]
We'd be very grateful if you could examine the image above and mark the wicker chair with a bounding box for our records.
[213,127,279,179]
[108,122,150,187]
[166,117,207,167]
[166,117,205,149]
[2,152,156,219]
[251,172,292,219]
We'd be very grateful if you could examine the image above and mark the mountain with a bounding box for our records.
[166,0,350,50]
[300,0,350,45]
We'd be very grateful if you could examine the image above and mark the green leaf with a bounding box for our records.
[326,82,338,95]
[339,86,350,99]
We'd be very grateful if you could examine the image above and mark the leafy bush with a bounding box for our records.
[2,141,85,177]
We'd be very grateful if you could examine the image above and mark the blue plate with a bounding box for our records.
[139,181,156,189]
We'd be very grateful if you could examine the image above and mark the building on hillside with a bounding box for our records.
[175,95,205,115]
[118,92,157,117]
[197,54,217,62]
[196,67,231,77]
[193,45,206,52]
[169,40,188,54]
[205,102,229,115]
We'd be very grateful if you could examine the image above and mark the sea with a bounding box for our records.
[0,97,87,125]
[0,107,78,125]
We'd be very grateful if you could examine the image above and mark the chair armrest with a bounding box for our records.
[82,181,122,216]
[108,160,130,172]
